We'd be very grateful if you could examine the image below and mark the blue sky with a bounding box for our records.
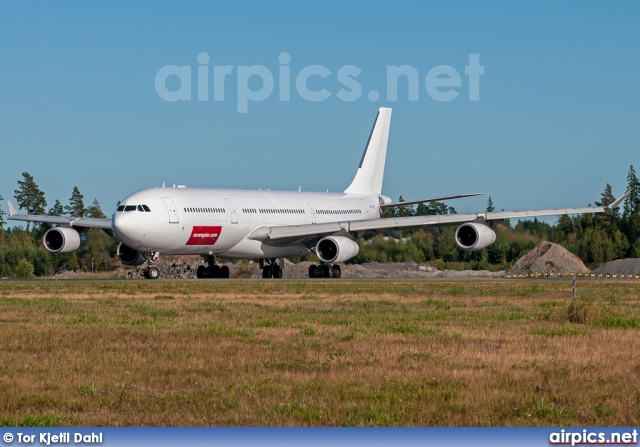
[0,1,638,219]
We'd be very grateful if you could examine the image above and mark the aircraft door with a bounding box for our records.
[224,198,238,224]
[359,199,369,217]
[161,197,179,223]
[307,203,316,224]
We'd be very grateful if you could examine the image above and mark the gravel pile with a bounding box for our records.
[592,259,640,276]
[279,261,502,279]
[508,241,589,276]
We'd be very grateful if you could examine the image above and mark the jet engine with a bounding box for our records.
[43,227,87,253]
[455,223,496,251]
[316,236,359,264]
[117,242,148,266]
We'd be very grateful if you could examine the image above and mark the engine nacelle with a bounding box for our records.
[455,223,496,251]
[117,243,148,266]
[43,227,87,254]
[316,235,360,264]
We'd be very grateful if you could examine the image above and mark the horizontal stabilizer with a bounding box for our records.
[381,193,483,210]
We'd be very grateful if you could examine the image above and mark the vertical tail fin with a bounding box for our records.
[344,107,392,195]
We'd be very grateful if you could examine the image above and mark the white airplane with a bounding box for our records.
[7,107,628,279]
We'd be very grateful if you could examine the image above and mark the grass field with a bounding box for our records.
[0,279,639,426]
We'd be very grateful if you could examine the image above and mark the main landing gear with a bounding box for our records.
[308,264,341,279]
[196,254,230,279]
[260,258,284,279]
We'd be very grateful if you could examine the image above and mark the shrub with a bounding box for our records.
[14,258,35,278]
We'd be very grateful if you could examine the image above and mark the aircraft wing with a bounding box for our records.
[6,201,113,231]
[249,192,629,246]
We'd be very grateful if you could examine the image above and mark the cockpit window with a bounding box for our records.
[124,205,136,211]
[137,205,144,212]
[117,205,125,212]
[142,205,151,212]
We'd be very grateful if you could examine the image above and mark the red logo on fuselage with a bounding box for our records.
[186,226,222,245]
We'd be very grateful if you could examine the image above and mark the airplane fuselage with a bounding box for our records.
[112,187,382,259]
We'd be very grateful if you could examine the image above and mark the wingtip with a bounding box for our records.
[7,201,17,216]
[606,191,630,210]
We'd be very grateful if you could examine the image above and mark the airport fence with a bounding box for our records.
[505,272,640,280]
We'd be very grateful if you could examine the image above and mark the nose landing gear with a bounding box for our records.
[144,266,160,279]
[142,251,161,280]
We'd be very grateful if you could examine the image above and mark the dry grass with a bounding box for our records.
[0,279,639,426]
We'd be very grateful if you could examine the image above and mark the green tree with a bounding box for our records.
[48,200,65,216]
[0,194,5,228]
[14,258,34,278]
[39,199,66,233]
[86,198,105,218]
[487,243,506,264]
[65,186,85,217]
[557,215,574,236]
[595,183,619,235]
[631,239,640,258]
[393,196,413,218]
[486,196,495,213]
[622,166,640,252]
[426,201,451,215]
[415,202,429,216]
[596,183,616,208]
[14,172,47,232]
[67,252,81,272]
[623,165,640,218]
[501,209,511,228]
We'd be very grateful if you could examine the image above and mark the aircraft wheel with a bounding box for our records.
[273,267,283,279]
[220,266,230,278]
[196,265,206,279]
[322,265,331,278]
[211,265,221,278]
[308,265,317,278]
[262,266,272,278]
[147,267,160,280]
[331,265,341,279]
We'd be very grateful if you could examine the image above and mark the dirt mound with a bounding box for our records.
[592,258,640,276]
[508,241,589,275]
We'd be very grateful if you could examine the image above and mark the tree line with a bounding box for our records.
[0,173,117,278]
[352,165,640,270]
[1,167,639,277]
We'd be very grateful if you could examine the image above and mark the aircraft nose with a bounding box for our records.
[113,212,136,240]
